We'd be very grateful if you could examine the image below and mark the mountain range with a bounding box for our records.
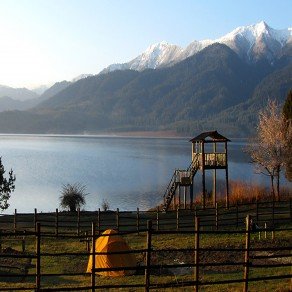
[102,21,291,72]
[0,21,291,137]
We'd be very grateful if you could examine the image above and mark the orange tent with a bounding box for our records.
[86,229,136,277]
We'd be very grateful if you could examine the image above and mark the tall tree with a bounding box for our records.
[0,157,16,211]
[283,90,292,181]
[246,100,288,201]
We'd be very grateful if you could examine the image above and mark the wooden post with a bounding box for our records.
[97,208,100,235]
[22,236,25,252]
[184,187,187,210]
[213,169,217,207]
[55,209,58,237]
[190,181,194,210]
[91,222,96,292]
[236,203,239,228]
[35,222,41,291]
[256,200,259,223]
[264,222,267,239]
[173,183,176,210]
[202,141,206,210]
[290,198,292,222]
[243,215,251,292]
[272,200,275,226]
[215,203,218,230]
[145,220,152,292]
[225,141,229,209]
[14,209,17,235]
[77,208,80,236]
[156,207,159,231]
[116,208,120,232]
[136,208,140,234]
[194,217,200,292]
[213,142,217,207]
[176,207,179,231]
[34,208,38,232]
[178,186,181,209]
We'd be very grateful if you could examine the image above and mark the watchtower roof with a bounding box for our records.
[190,131,230,142]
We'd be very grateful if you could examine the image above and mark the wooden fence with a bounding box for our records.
[0,216,291,291]
[0,199,290,236]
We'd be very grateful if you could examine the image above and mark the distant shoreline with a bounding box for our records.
[0,131,248,140]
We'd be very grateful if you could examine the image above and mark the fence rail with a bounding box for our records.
[0,199,291,236]
[0,214,291,291]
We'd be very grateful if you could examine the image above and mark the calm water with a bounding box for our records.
[0,135,288,214]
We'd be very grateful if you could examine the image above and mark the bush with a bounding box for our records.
[101,199,110,211]
[60,183,87,212]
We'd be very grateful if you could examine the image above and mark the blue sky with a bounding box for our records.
[0,0,291,89]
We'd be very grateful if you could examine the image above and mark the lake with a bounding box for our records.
[0,135,289,214]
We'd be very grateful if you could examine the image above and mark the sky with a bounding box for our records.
[0,0,291,89]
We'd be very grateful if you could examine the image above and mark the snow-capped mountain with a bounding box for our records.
[102,21,291,73]
[71,74,93,83]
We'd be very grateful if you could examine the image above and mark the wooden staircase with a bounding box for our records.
[162,154,200,212]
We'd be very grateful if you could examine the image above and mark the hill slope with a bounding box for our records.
[0,43,291,136]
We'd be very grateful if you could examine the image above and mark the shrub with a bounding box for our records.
[101,199,110,211]
[60,183,87,212]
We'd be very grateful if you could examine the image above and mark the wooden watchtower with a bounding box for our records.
[162,131,230,212]
[190,131,230,209]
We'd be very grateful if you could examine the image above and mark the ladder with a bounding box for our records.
[162,154,200,212]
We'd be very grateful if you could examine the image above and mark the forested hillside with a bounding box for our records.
[0,43,291,137]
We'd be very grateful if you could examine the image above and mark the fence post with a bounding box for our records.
[145,220,152,292]
[77,208,80,236]
[14,209,17,236]
[91,222,96,292]
[272,199,275,226]
[194,216,200,292]
[22,230,26,252]
[116,208,120,232]
[156,207,159,231]
[243,215,251,292]
[290,198,292,222]
[176,207,179,231]
[137,208,140,234]
[215,203,218,230]
[256,199,259,222]
[35,222,41,291]
[34,208,38,232]
[236,203,239,228]
[97,208,100,235]
[55,208,58,237]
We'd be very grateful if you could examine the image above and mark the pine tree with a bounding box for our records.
[0,157,16,211]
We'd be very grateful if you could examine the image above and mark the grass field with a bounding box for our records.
[0,215,291,291]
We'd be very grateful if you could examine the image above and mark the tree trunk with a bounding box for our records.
[276,167,280,201]
[270,175,275,201]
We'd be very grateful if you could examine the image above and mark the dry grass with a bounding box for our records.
[227,180,292,205]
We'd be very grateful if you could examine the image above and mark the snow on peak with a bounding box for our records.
[101,21,291,73]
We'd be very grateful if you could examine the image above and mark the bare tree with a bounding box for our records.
[246,100,289,201]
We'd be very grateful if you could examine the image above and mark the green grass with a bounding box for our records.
[0,210,291,291]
